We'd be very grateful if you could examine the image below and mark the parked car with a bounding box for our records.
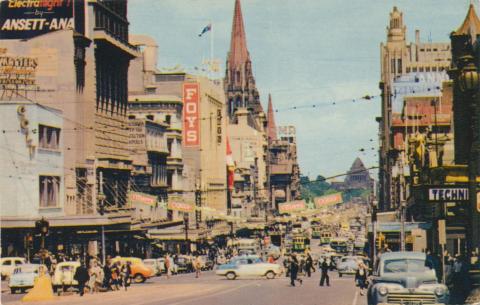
[110,257,154,283]
[175,255,194,273]
[337,256,369,277]
[1,257,26,280]
[8,264,45,294]
[52,261,80,293]
[143,259,161,276]
[367,252,449,305]
[198,256,214,271]
[215,257,282,280]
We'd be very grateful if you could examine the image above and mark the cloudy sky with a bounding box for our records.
[129,0,471,179]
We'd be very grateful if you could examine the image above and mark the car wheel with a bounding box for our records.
[133,274,146,283]
[226,272,236,280]
[265,271,275,279]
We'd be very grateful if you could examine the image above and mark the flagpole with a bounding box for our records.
[210,20,213,79]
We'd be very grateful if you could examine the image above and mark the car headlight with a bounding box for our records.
[434,287,445,297]
[378,286,388,296]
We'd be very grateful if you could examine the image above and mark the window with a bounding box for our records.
[145,87,156,94]
[2,261,11,266]
[146,115,154,121]
[38,125,61,150]
[165,115,171,125]
[39,176,60,208]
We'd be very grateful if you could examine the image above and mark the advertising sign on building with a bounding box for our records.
[0,0,74,40]
[183,83,200,147]
[128,192,157,206]
[278,200,306,214]
[427,187,469,202]
[168,201,194,213]
[314,193,343,209]
[0,53,38,91]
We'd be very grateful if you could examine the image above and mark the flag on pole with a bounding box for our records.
[198,23,212,37]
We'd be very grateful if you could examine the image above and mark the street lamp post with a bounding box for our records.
[458,55,480,255]
[184,213,190,254]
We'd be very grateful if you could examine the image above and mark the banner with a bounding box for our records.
[314,193,343,208]
[183,83,200,147]
[0,0,74,40]
[128,192,157,206]
[168,201,194,213]
[278,200,306,214]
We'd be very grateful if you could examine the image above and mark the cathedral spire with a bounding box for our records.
[228,0,249,68]
[267,94,277,143]
[454,4,480,38]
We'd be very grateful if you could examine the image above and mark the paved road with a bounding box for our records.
[1,270,367,305]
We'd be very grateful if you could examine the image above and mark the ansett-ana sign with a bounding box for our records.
[428,187,469,202]
[0,0,74,39]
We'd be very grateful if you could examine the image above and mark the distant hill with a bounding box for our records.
[300,175,371,204]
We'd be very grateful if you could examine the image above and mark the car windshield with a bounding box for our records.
[383,259,432,273]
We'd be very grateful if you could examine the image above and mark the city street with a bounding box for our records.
[2,271,367,305]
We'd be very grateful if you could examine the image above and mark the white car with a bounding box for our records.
[51,261,80,292]
[143,259,161,276]
[8,264,45,294]
[1,257,26,280]
[215,257,282,280]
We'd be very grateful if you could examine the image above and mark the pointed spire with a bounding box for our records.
[228,0,250,68]
[454,4,480,37]
[267,94,277,142]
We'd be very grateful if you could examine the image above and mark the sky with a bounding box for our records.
[129,0,472,179]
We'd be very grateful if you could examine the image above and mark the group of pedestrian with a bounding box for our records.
[72,258,132,297]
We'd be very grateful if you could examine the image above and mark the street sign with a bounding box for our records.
[427,186,469,202]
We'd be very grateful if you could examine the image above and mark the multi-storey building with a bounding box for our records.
[0,0,139,258]
[378,6,451,211]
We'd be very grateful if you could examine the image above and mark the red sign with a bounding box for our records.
[278,200,306,214]
[168,201,194,213]
[314,193,343,208]
[183,83,200,147]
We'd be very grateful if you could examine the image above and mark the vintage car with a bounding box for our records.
[1,257,26,280]
[110,257,154,283]
[215,257,282,280]
[8,264,46,294]
[368,252,449,305]
[143,259,162,276]
[52,261,80,292]
[337,256,369,277]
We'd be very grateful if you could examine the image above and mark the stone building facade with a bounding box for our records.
[378,6,452,211]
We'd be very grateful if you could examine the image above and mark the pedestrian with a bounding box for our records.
[194,256,202,278]
[355,262,368,296]
[103,259,112,291]
[319,259,330,287]
[88,260,98,294]
[289,254,302,287]
[73,261,89,296]
[165,254,172,279]
[121,262,132,291]
[110,262,120,290]
[305,253,315,277]
[283,256,291,278]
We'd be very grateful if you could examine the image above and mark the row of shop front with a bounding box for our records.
[0,213,240,261]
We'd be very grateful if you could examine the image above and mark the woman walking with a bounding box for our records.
[355,262,368,296]
[121,262,132,291]
[289,254,303,287]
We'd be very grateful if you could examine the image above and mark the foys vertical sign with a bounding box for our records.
[183,83,200,147]
[0,0,74,39]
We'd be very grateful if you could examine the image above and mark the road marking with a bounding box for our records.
[352,290,358,305]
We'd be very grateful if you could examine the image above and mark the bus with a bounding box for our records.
[330,238,348,254]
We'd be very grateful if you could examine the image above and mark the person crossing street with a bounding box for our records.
[319,258,330,287]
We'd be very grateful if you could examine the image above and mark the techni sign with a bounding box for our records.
[428,187,469,202]
[183,83,200,147]
[0,0,74,39]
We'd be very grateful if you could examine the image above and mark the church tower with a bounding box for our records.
[267,94,277,144]
[225,0,264,130]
